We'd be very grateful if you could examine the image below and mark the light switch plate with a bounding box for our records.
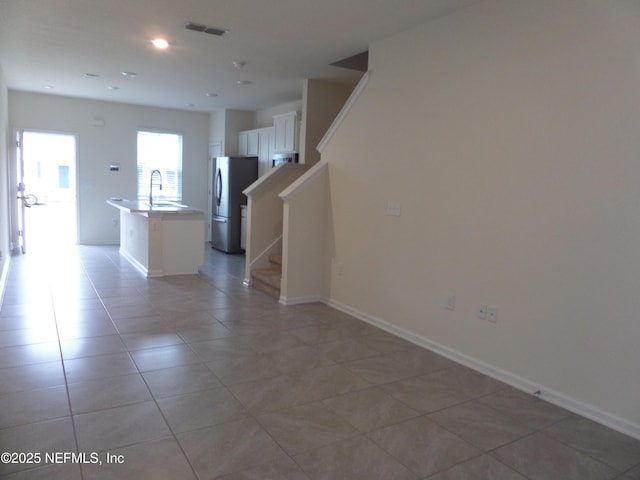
[387,201,401,216]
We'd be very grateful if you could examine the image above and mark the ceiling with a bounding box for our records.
[0,0,482,113]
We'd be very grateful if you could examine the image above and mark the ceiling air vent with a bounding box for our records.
[185,22,227,37]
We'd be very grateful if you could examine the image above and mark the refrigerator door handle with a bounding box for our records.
[215,168,222,207]
[212,217,227,223]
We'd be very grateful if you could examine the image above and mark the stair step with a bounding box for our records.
[252,278,280,299]
[269,253,282,268]
[251,268,281,290]
[250,253,283,299]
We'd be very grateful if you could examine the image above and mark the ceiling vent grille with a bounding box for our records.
[185,22,227,37]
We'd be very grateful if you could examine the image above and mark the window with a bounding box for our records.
[58,165,70,188]
[137,130,183,202]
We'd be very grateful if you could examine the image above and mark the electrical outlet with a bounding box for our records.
[488,306,498,323]
[446,293,456,311]
[477,304,487,320]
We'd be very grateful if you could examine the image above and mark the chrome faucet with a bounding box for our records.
[149,169,162,205]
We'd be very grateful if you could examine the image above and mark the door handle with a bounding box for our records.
[216,169,222,206]
[16,195,32,207]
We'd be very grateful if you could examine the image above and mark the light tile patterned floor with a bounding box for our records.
[1,244,639,479]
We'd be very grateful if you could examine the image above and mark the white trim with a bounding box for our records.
[324,297,640,441]
[316,72,370,153]
[278,160,328,202]
[119,249,162,278]
[243,163,307,197]
[279,294,324,305]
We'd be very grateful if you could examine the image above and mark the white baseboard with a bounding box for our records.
[280,294,324,306]
[119,249,162,278]
[324,298,640,441]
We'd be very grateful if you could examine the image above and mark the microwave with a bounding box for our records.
[272,153,299,167]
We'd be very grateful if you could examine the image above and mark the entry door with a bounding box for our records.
[12,130,78,253]
[15,130,27,253]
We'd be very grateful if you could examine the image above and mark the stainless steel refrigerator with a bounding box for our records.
[211,156,258,253]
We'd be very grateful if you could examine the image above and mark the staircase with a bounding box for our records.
[250,253,282,299]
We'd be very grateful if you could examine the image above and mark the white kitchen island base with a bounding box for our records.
[108,199,205,277]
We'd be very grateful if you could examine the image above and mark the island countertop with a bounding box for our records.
[107,198,204,214]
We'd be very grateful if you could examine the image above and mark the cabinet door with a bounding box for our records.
[238,132,249,157]
[258,127,273,177]
[273,112,297,153]
[247,130,259,156]
[273,116,287,152]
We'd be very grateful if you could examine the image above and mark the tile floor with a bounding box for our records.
[1,244,640,479]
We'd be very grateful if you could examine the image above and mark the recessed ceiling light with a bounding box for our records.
[233,61,246,70]
[151,38,169,49]
[83,73,99,79]
[107,86,120,91]
[205,92,218,97]
[121,71,138,78]
[236,80,252,86]
[186,103,196,108]
[42,85,54,90]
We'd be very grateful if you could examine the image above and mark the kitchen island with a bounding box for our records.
[107,198,205,277]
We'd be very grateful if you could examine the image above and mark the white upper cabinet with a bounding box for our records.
[247,130,259,156]
[238,127,274,177]
[238,132,248,156]
[273,112,298,153]
[257,127,273,177]
[238,129,259,157]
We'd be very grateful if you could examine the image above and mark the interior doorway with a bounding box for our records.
[18,130,78,254]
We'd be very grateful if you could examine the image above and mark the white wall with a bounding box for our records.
[323,0,640,436]
[281,163,329,303]
[9,92,209,244]
[300,79,353,166]
[209,110,226,154]
[0,64,10,281]
[223,110,254,156]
